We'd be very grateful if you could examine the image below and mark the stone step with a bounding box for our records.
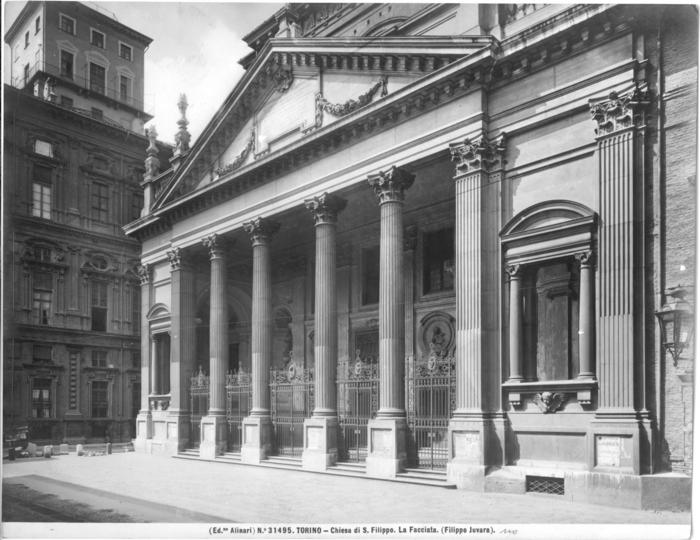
[265,456,303,466]
[392,475,457,489]
[329,463,366,474]
[398,469,449,481]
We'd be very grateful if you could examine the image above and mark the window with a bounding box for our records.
[132,289,141,335]
[91,257,108,270]
[91,107,103,120]
[60,50,73,79]
[25,31,29,48]
[24,64,29,85]
[132,351,141,369]
[92,350,108,367]
[362,245,380,305]
[119,43,132,61]
[91,29,105,49]
[91,183,109,221]
[34,246,52,261]
[32,379,52,418]
[131,193,143,221]
[60,14,75,35]
[33,164,52,184]
[32,271,53,325]
[34,140,53,157]
[32,182,51,219]
[91,381,108,418]
[423,228,455,294]
[35,16,41,33]
[89,63,105,94]
[152,334,171,394]
[119,75,129,101]
[33,345,53,364]
[61,95,73,108]
[91,281,108,332]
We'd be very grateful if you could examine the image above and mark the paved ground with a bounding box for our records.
[2,453,691,538]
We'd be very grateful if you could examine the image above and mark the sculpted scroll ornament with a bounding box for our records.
[136,264,151,285]
[274,69,294,92]
[532,392,568,413]
[314,76,388,128]
[450,132,506,173]
[368,166,415,204]
[589,84,651,135]
[304,192,348,225]
[243,217,281,245]
[215,129,255,177]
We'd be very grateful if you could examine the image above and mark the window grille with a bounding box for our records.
[526,476,565,495]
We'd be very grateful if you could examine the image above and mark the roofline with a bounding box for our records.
[4,1,41,44]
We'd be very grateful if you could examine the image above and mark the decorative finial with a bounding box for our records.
[174,94,191,156]
[143,126,161,183]
[177,94,189,120]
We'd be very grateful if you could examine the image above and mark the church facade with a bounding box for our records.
[124,4,696,510]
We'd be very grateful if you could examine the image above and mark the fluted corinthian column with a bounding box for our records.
[302,193,347,471]
[446,131,506,489]
[134,264,152,453]
[364,166,414,479]
[199,234,231,458]
[165,247,197,455]
[241,217,280,463]
[589,84,651,475]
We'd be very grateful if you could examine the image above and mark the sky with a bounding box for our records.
[3,1,285,144]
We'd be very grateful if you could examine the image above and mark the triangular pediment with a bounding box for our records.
[156,36,492,208]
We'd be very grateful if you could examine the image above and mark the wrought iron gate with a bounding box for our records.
[189,367,210,449]
[337,351,379,463]
[226,367,251,452]
[406,345,456,470]
[270,359,314,457]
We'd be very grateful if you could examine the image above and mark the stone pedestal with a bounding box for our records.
[447,419,488,490]
[133,411,152,454]
[199,416,228,459]
[164,412,190,456]
[240,416,273,464]
[365,418,408,478]
[302,417,338,471]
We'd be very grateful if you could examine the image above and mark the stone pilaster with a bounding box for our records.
[199,234,231,459]
[446,131,506,489]
[589,84,652,475]
[365,166,414,478]
[165,247,196,455]
[241,217,280,463]
[134,264,152,453]
[302,192,347,470]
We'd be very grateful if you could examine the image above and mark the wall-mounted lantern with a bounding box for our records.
[655,285,694,363]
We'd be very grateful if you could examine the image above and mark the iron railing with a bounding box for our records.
[270,358,314,457]
[405,344,456,470]
[189,367,210,449]
[337,351,379,463]
[226,367,251,452]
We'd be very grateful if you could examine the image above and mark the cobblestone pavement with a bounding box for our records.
[2,452,690,537]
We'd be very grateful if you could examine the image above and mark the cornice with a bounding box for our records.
[15,214,141,249]
[4,1,41,44]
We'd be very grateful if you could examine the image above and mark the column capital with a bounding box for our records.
[137,264,152,285]
[304,192,348,225]
[243,217,281,246]
[201,234,233,259]
[505,263,523,279]
[589,83,651,136]
[367,166,415,205]
[450,131,506,174]
[575,250,596,267]
[166,247,194,271]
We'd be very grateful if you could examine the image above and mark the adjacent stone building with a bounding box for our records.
[3,1,171,444]
[124,4,695,509]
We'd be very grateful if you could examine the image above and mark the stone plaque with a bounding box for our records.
[596,435,633,468]
[307,426,322,450]
[258,77,318,144]
[245,424,258,445]
[371,429,391,454]
[453,431,480,461]
[168,423,177,439]
[154,421,166,438]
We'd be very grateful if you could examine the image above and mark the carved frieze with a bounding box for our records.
[532,391,569,413]
[81,151,118,176]
[419,312,455,357]
[243,217,281,246]
[314,77,388,129]
[450,132,506,174]
[589,84,651,135]
[368,166,415,205]
[304,192,348,225]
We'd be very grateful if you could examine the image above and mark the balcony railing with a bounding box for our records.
[11,60,153,116]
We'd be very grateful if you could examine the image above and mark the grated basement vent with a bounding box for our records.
[526,475,565,495]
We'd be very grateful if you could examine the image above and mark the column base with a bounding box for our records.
[199,416,228,459]
[302,417,338,471]
[133,411,152,454]
[447,417,489,490]
[164,412,190,456]
[240,416,273,464]
[365,418,407,479]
